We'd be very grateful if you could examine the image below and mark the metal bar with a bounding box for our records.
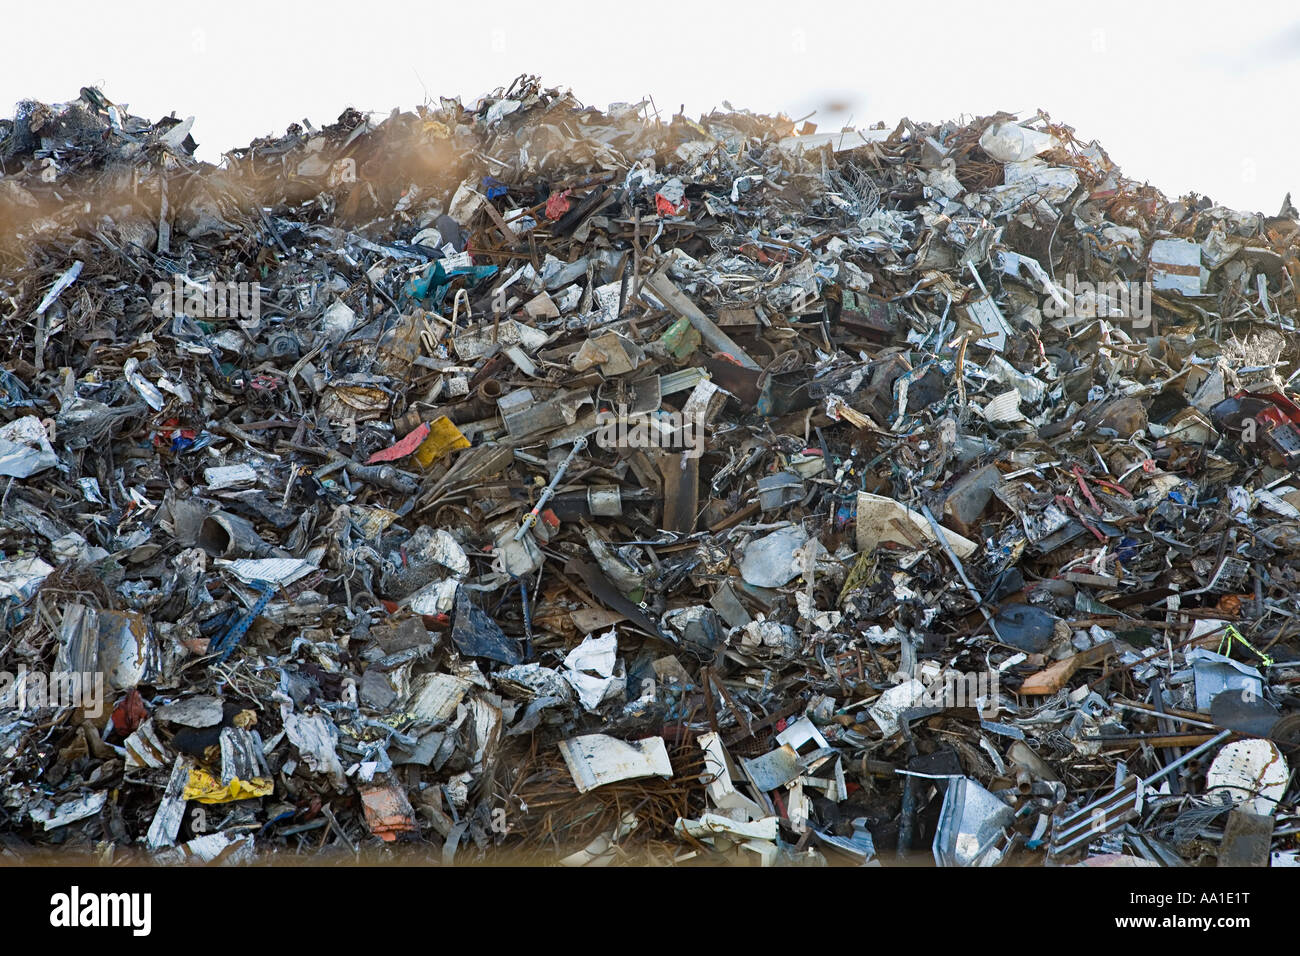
[1050,730,1231,855]
[515,437,587,540]
[920,503,1003,643]
[642,271,760,370]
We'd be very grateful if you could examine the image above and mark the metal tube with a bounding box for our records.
[515,437,587,540]
[920,503,1002,643]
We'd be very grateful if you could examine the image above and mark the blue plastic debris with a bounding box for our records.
[401,260,500,310]
[209,580,277,664]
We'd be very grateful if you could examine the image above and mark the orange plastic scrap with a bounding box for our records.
[366,422,430,464]
[360,784,418,842]
[545,189,572,220]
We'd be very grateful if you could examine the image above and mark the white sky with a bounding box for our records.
[4,0,1298,214]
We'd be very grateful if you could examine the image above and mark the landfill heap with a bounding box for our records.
[5,77,1300,867]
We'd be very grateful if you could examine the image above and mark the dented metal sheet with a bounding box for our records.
[558,734,673,793]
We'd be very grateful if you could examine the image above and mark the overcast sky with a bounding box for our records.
[4,0,1298,214]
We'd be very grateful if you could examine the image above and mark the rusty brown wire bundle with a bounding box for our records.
[501,734,710,863]
[1,561,117,662]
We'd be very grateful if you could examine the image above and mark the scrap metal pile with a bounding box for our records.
[5,76,1300,866]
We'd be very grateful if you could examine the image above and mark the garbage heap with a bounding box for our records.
[4,77,1300,867]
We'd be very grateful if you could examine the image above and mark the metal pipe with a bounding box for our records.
[515,437,587,540]
[920,503,1003,643]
